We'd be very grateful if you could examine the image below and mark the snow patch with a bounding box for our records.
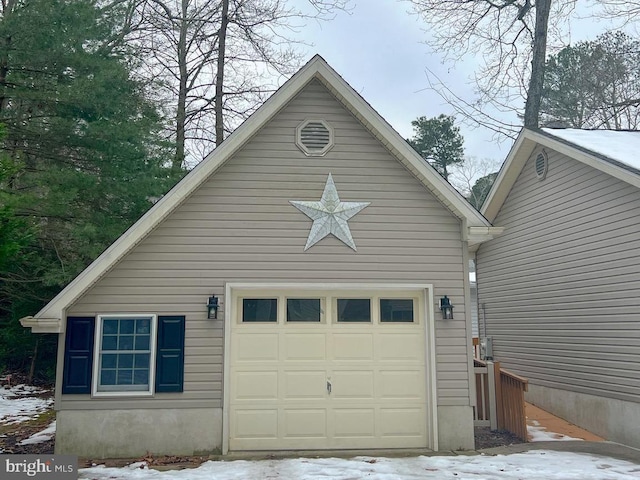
[528,424,582,442]
[79,451,640,480]
[19,421,56,445]
[0,385,53,424]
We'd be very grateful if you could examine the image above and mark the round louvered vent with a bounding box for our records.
[535,151,548,180]
[296,119,334,156]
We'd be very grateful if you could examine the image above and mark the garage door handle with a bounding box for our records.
[326,381,332,395]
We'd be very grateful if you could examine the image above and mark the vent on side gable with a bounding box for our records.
[535,150,548,180]
[296,119,334,156]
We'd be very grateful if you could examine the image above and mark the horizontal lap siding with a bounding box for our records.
[64,79,469,410]
[477,148,640,404]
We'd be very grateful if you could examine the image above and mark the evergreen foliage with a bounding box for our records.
[541,31,640,129]
[0,0,179,380]
[408,114,464,180]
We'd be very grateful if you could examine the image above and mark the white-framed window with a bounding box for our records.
[92,314,157,396]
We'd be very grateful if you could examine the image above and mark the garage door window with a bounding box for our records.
[242,299,277,322]
[380,299,414,322]
[287,298,321,322]
[337,298,371,322]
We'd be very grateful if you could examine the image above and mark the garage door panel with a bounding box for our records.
[233,371,278,400]
[332,333,374,360]
[284,333,326,361]
[283,409,327,438]
[229,288,432,451]
[234,409,278,439]
[379,370,425,399]
[283,370,326,399]
[233,334,279,362]
[331,371,374,399]
[333,409,376,437]
[378,333,423,362]
[379,408,425,437]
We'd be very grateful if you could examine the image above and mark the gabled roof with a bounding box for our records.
[22,55,499,333]
[482,127,640,222]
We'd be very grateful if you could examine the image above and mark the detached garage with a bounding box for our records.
[20,56,501,458]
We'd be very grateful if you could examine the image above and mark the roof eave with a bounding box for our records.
[482,128,640,223]
[30,55,493,324]
[20,316,63,334]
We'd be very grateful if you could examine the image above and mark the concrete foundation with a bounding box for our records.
[437,405,475,451]
[56,405,474,457]
[526,384,640,449]
[55,408,222,458]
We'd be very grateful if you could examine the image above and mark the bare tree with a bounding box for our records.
[406,0,579,137]
[449,157,502,209]
[127,0,349,171]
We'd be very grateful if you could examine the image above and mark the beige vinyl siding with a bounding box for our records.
[477,148,640,404]
[63,79,470,410]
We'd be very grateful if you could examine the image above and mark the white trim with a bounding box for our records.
[19,317,62,333]
[222,282,439,451]
[483,128,640,222]
[425,286,439,451]
[222,282,232,455]
[91,314,157,398]
[25,55,493,329]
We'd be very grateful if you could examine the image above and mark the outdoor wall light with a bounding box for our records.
[439,295,454,320]
[207,295,219,319]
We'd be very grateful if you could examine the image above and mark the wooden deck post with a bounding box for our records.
[494,361,503,429]
[486,361,498,430]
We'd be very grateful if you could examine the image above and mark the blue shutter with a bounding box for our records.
[155,315,185,392]
[62,317,95,394]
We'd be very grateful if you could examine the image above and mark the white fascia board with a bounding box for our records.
[467,226,505,253]
[482,128,640,223]
[314,62,491,228]
[481,129,534,222]
[19,316,63,334]
[30,55,492,324]
[532,130,640,189]
[31,57,325,323]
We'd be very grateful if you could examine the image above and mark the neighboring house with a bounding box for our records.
[20,56,501,458]
[476,127,640,449]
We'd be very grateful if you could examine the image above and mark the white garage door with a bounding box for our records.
[226,286,435,451]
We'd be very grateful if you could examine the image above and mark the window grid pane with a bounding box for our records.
[287,298,321,322]
[380,299,414,322]
[242,299,278,322]
[98,317,152,392]
[337,299,371,322]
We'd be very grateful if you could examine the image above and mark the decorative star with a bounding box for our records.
[290,173,370,251]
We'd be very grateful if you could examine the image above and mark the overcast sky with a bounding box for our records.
[291,1,632,166]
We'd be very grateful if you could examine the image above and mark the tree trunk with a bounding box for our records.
[215,0,229,147]
[524,0,552,128]
[173,0,190,172]
[28,337,40,384]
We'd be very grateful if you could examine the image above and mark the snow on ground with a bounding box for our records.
[18,420,56,445]
[79,452,640,480]
[0,384,53,424]
[528,419,582,442]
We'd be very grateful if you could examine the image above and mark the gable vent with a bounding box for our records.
[296,119,334,156]
[535,151,548,180]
